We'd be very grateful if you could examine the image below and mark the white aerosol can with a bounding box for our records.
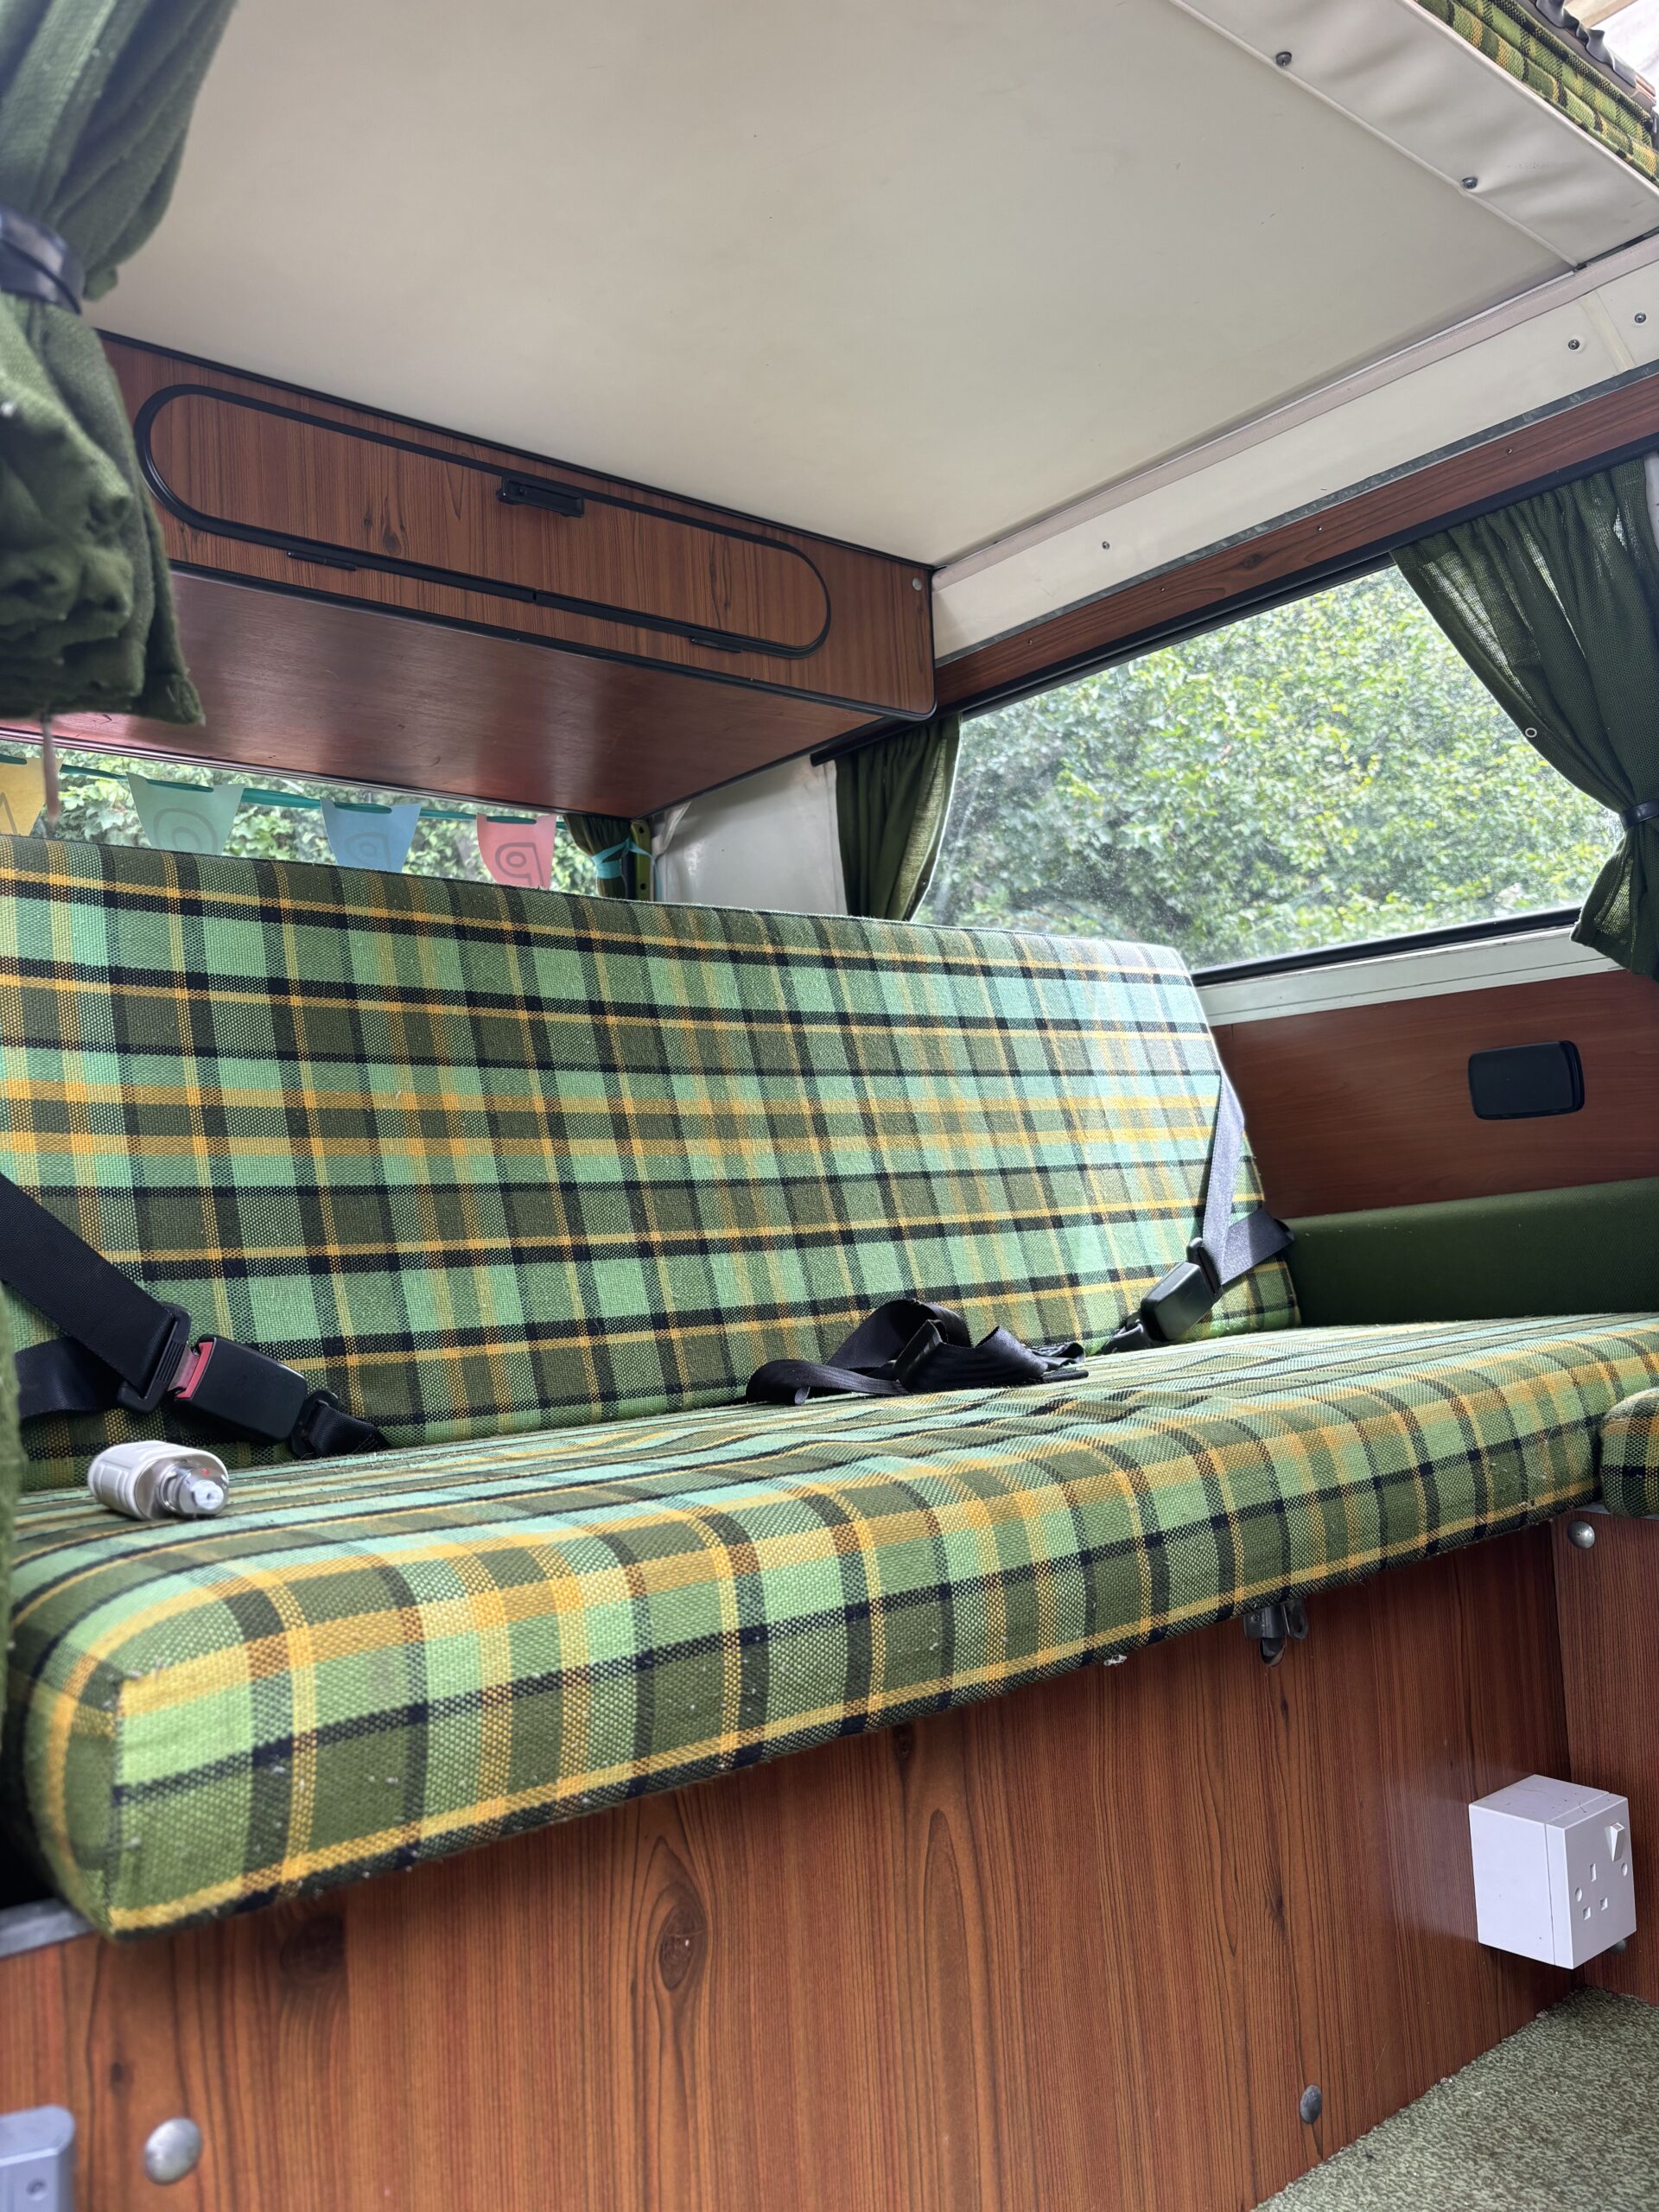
[86,1440,230,1521]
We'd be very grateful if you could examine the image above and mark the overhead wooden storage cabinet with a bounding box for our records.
[90,340,936,816]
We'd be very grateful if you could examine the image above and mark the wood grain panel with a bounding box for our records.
[939,369,1659,711]
[32,573,866,819]
[107,339,934,721]
[1215,969,1659,1218]
[0,1531,1570,2212]
[1554,1512,1659,2005]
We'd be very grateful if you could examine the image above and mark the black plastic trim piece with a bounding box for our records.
[1468,1039,1585,1121]
[136,384,834,663]
[1192,906,1580,988]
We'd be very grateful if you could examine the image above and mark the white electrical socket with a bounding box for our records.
[1469,1775,1637,1968]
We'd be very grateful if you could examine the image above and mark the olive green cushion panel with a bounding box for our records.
[1287,1180,1659,1328]
[0,838,1294,1491]
[7,1313,1656,1938]
[1599,1389,1659,1517]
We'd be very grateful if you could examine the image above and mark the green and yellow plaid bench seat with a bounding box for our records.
[2,840,1653,1936]
[7,1313,1659,1936]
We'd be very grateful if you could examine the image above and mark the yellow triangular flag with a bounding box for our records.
[0,757,45,838]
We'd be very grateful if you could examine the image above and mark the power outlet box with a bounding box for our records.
[0,2106,74,2211]
[1469,1774,1636,1967]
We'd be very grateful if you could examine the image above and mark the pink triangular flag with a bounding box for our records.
[476,814,556,889]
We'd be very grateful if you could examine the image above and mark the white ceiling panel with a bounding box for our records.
[100,0,1576,561]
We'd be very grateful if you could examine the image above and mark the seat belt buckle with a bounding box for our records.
[112,1303,194,1416]
[1136,1249,1221,1346]
[169,1336,311,1444]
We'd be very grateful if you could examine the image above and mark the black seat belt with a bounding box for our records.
[1103,1070,1292,1353]
[0,1172,385,1459]
[747,1297,1087,1408]
[746,1069,1290,1404]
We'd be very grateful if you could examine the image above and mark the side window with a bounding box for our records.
[919,565,1614,968]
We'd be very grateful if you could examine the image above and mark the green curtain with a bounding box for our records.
[0,0,234,721]
[566,813,653,899]
[835,712,960,921]
[1395,461,1659,980]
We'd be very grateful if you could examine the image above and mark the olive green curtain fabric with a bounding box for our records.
[1395,461,1659,979]
[0,0,233,721]
[835,712,961,921]
[565,813,653,899]
[1411,0,1659,180]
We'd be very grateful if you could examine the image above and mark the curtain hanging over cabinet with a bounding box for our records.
[566,813,654,899]
[836,712,960,921]
[1395,461,1659,980]
[0,0,234,722]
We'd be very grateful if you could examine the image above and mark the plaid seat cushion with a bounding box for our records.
[1598,1389,1659,1517]
[0,840,1293,1491]
[8,1313,1657,1938]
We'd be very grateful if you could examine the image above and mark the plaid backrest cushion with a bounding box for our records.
[0,839,1295,1488]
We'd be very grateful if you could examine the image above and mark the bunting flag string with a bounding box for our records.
[130,775,247,855]
[0,747,562,882]
[476,812,558,888]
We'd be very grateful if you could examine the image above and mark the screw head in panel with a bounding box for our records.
[1462,175,1479,189]
[1274,49,1293,65]
[1567,1518,1598,1550]
[1568,337,1582,350]
[143,2117,203,2184]
[1637,312,1649,324]
[911,576,924,591]
[1299,2084,1324,2124]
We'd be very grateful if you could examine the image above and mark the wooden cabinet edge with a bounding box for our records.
[104,333,937,721]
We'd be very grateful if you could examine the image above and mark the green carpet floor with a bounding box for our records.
[1258,1990,1659,2211]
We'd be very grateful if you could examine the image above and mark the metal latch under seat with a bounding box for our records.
[1241,1595,1309,1667]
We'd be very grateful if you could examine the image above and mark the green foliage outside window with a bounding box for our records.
[919,565,1615,967]
[43,751,594,894]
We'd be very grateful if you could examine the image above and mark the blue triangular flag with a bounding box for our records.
[130,776,245,855]
[321,799,423,874]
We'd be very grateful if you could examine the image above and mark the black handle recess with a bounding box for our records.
[497,474,586,518]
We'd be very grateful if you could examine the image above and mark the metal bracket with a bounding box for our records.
[1,2107,75,2211]
[1241,1594,1309,1667]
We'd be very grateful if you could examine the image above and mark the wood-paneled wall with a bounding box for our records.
[2,1530,1570,2212]
[1554,1513,1659,2007]
[1215,969,1659,1220]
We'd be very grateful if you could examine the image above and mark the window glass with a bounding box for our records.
[918,565,1615,968]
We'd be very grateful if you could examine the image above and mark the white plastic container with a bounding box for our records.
[86,1440,229,1521]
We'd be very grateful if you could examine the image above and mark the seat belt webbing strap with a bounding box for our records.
[1108,1070,1292,1352]
[0,1170,385,1456]
[0,1173,190,1410]
[747,1298,1085,1408]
